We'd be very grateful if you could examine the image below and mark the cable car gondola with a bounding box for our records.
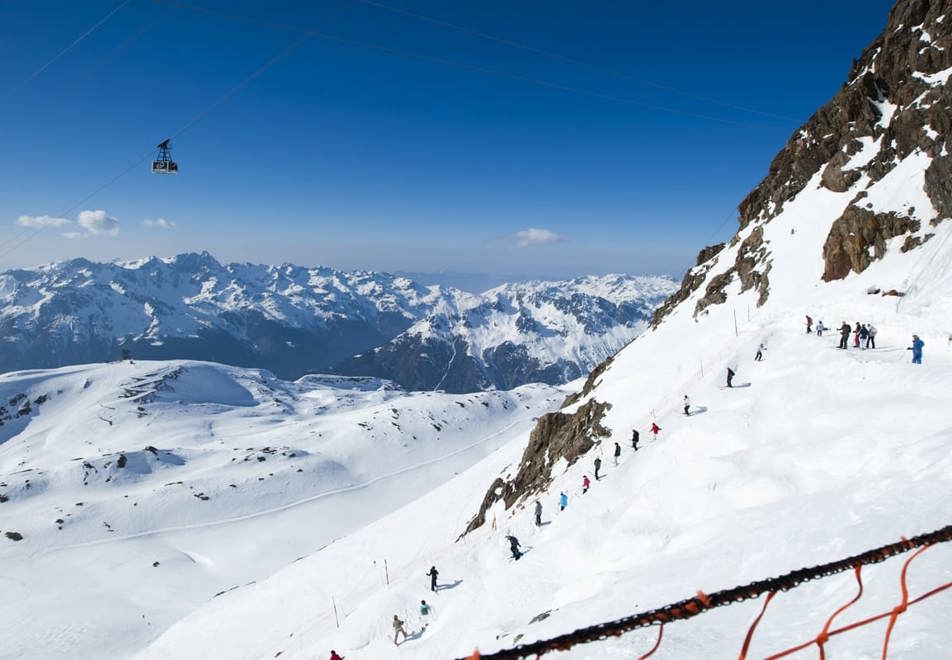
[152,139,178,174]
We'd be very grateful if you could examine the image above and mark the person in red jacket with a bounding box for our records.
[650,422,661,439]
[330,652,344,660]
[582,475,591,493]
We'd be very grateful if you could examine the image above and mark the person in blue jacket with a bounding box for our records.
[559,491,568,511]
[908,334,925,363]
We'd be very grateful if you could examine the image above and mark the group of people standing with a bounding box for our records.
[833,321,877,350]
[808,314,924,363]
[808,315,879,350]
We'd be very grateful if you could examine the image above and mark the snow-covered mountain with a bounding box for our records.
[121,1,950,657]
[6,1,952,658]
[0,359,564,659]
[0,254,674,392]
[338,275,677,392]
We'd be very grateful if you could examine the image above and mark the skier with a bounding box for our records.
[631,429,640,451]
[866,323,877,349]
[506,534,523,560]
[806,315,813,333]
[726,364,736,388]
[859,324,869,349]
[908,334,925,364]
[420,599,432,626]
[838,322,851,349]
[534,499,543,526]
[650,422,661,440]
[593,457,602,480]
[426,566,439,592]
[330,652,344,660]
[582,475,591,493]
[816,320,825,337]
[683,395,691,415]
[393,614,408,645]
[853,322,862,348]
[613,441,622,466]
[559,491,568,511]
[754,343,764,361]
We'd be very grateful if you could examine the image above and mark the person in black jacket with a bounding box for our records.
[613,442,622,466]
[631,429,640,451]
[839,321,851,349]
[594,456,602,480]
[426,566,439,592]
[506,535,523,560]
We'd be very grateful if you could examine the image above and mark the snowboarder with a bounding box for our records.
[726,365,736,388]
[650,422,661,440]
[908,334,925,364]
[613,441,621,466]
[559,491,568,511]
[838,322,851,349]
[420,599,432,625]
[593,457,602,480]
[631,429,640,451]
[866,323,877,349]
[816,320,825,337]
[683,395,691,416]
[853,322,862,348]
[534,500,543,526]
[806,315,813,333]
[754,343,764,361]
[582,475,591,493]
[506,534,523,560]
[393,614,408,645]
[330,651,344,660]
[426,566,439,592]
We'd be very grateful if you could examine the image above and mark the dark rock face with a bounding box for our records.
[822,206,921,280]
[461,398,611,535]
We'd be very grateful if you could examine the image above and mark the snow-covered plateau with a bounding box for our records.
[0,361,564,659]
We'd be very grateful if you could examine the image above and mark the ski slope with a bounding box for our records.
[133,335,952,658]
[133,161,952,659]
[0,361,563,660]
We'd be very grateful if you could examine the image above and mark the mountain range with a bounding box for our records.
[0,254,675,392]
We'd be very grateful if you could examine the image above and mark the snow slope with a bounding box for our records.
[132,261,952,658]
[0,360,563,659]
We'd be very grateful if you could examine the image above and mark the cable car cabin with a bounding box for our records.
[152,159,178,174]
[152,139,178,175]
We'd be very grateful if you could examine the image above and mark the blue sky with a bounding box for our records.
[0,0,893,280]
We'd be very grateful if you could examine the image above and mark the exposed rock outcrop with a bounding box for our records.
[461,399,611,535]
[822,206,921,280]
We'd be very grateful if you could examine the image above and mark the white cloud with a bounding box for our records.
[17,214,71,228]
[77,209,119,236]
[142,217,176,229]
[514,228,565,247]
[62,231,87,240]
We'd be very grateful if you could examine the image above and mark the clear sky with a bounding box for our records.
[0,0,894,279]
